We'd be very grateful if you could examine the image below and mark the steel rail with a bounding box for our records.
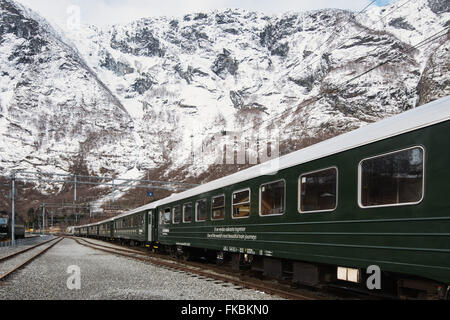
[77,238,147,255]
[0,237,63,282]
[0,237,58,263]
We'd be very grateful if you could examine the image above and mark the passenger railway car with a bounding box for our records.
[98,220,114,239]
[79,226,88,237]
[113,208,147,244]
[88,224,98,238]
[74,96,450,299]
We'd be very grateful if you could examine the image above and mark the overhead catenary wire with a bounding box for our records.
[217,29,448,145]
[245,0,413,131]
[235,24,449,140]
[207,0,428,146]
[221,0,418,140]
[287,27,449,136]
[297,0,378,69]
[333,0,414,51]
[290,0,379,80]
[326,0,417,76]
[16,170,198,187]
[342,26,449,86]
[231,0,382,137]
[288,0,415,81]
[13,177,189,191]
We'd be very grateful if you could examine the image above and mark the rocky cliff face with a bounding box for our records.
[0,0,449,191]
[0,0,139,179]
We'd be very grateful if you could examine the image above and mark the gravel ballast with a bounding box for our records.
[0,236,55,259]
[0,238,280,300]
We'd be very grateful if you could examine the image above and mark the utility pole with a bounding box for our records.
[42,203,45,235]
[112,179,115,203]
[11,171,15,246]
[74,175,77,202]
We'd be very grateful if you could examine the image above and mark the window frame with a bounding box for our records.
[172,205,181,224]
[159,209,163,225]
[231,188,251,220]
[258,179,286,217]
[357,146,425,209]
[182,202,193,223]
[195,198,208,222]
[211,194,226,221]
[298,166,339,214]
[163,207,171,225]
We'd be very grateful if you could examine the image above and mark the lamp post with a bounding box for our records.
[42,204,45,235]
[11,171,15,246]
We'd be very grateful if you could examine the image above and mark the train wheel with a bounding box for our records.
[216,251,225,265]
[182,251,190,262]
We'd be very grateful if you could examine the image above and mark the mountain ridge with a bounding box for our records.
[0,0,448,202]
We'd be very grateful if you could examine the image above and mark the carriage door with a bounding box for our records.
[147,210,153,242]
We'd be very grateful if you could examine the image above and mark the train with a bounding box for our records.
[0,212,25,240]
[74,95,450,299]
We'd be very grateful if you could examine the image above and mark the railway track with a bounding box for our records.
[73,237,327,300]
[0,237,63,282]
[76,237,393,300]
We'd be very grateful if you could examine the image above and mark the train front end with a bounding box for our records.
[0,216,9,239]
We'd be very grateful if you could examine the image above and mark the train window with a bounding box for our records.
[183,203,192,223]
[232,189,251,218]
[196,199,207,222]
[163,208,171,224]
[359,146,424,208]
[211,195,225,220]
[299,167,338,213]
[259,180,285,216]
[172,206,181,224]
[159,210,163,225]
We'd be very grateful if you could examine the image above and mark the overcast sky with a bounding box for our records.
[16,0,395,27]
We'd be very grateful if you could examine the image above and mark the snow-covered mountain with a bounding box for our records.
[0,0,139,180]
[0,0,449,192]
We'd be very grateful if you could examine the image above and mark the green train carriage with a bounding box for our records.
[87,224,99,238]
[79,226,88,237]
[110,206,158,246]
[154,96,450,298]
[98,220,114,239]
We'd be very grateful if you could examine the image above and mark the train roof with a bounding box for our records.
[77,95,450,226]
